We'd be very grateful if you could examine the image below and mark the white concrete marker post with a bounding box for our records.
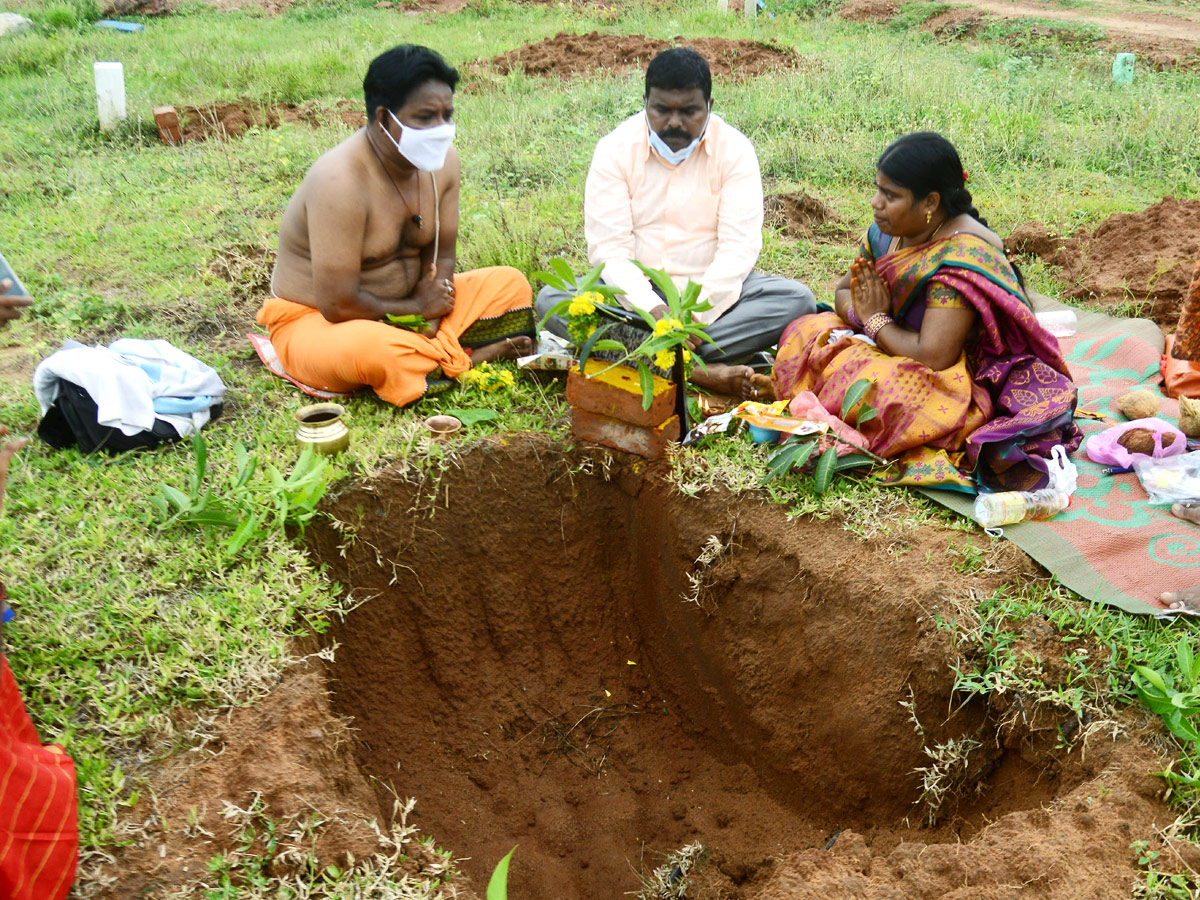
[717,0,728,12]
[745,0,756,18]
[94,61,126,131]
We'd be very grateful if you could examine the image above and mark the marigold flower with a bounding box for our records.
[568,292,598,318]
[654,349,676,370]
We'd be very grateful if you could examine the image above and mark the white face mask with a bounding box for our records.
[383,110,456,172]
[647,107,710,166]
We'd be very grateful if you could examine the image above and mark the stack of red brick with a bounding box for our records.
[566,359,680,459]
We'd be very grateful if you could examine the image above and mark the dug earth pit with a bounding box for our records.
[303,436,1173,898]
[765,191,852,243]
[481,32,799,81]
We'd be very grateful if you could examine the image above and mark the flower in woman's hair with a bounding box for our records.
[568,292,599,318]
[961,169,970,183]
[654,349,677,370]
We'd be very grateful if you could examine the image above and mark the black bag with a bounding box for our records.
[37,380,222,454]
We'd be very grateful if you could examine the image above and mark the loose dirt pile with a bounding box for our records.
[837,0,898,24]
[1010,198,1200,327]
[765,191,851,242]
[483,32,799,81]
[176,101,364,141]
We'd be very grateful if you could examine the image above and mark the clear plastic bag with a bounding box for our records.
[1133,450,1200,504]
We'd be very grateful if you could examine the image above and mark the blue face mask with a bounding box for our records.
[647,108,710,166]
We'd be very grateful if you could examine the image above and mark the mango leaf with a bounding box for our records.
[590,339,627,353]
[578,322,616,371]
[532,269,568,291]
[637,362,655,411]
[634,261,681,306]
[813,446,838,494]
[444,407,500,427]
[537,297,573,333]
[578,262,606,290]
[856,405,878,426]
[385,313,430,332]
[487,847,517,900]
[764,438,815,483]
[548,257,577,287]
[840,378,874,421]
[833,452,877,471]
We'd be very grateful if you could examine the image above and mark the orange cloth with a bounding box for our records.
[256,266,532,407]
[0,655,78,900]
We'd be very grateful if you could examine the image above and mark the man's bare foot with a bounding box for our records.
[691,363,759,401]
[1160,502,1200,610]
[471,335,534,364]
[1160,588,1200,613]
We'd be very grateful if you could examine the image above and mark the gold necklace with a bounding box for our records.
[366,128,423,228]
[899,215,948,250]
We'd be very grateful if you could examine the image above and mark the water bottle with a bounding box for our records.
[974,489,1070,528]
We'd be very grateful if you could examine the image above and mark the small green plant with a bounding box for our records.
[148,434,328,563]
[763,377,883,493]
[487,846,516,900]
[1133,637,1200,743]
[537,257,716,411]
[534,258,626,346]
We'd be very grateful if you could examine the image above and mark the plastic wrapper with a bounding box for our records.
[1134,451,1200,504]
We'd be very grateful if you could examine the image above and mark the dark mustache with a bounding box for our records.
[659,129,690,141]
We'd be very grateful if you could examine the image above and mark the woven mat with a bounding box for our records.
[921,294,1198,616]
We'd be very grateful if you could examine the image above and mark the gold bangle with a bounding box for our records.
[864,312,893,341]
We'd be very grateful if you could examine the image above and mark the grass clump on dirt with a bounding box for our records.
[2,0,1200,894]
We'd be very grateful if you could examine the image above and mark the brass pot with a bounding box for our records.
[423,414,462,441]
[295,402,349,455]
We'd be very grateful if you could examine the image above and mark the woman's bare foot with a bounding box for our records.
[1160,502,1200,610]
[691,363,759,400]
[471,335,534,364]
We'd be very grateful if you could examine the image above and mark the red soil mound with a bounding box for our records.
[838,0,898,23]
[765,191,852,242]
[177,100,365,141]
[484,32,799,81]
[1017,199,1200,327]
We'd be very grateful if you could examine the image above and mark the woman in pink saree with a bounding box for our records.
[772,133,1080,490]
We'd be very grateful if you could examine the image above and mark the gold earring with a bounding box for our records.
[925,210,933,225]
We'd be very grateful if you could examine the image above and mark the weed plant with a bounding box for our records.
[1,0,1200,893]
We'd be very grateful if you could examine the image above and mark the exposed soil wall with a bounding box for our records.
[305,435,1170,899]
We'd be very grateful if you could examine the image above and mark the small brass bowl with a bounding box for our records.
[423,414,462,441]
[295,402,349,455]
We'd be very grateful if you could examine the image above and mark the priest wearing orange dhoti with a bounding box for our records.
[258,44,535,407]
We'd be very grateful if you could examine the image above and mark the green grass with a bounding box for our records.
[2,0,1200,892]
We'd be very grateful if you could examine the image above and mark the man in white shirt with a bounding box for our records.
[536,47,815,399]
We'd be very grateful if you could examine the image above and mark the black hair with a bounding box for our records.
[876,131,986,228]
[877,131,1027,288]
[363,44,459,122]
[645,47,712,102]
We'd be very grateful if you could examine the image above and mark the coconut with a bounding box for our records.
[1117,428,1175,455]
[1117,389,1160,420]
[1179,396,1200,438]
